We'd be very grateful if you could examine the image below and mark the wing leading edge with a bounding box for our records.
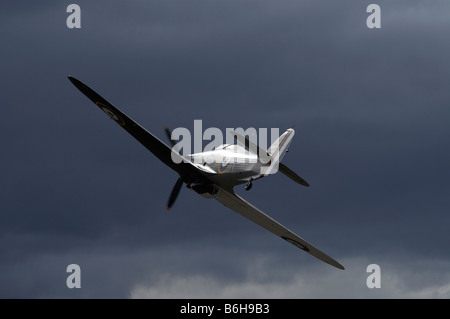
[214,188,345,270]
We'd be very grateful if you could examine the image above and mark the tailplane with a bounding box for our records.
[278,163,309,187]
[230,128,308,184]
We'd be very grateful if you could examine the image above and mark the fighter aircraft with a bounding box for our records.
[68,76,344,270]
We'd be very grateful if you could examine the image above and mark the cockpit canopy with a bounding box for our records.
[215,144,250,154]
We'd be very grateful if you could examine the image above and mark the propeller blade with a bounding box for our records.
[163,126,176,147]
[164,125,182,155]
[166,178,184,210]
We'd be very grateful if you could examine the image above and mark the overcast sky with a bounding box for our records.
[1,0,449,298]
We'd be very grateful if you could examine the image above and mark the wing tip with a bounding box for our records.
[67,75,82,88]
[302,180,310,187]
[320,256,345,270]
[334,262,345,270]
[323,256,345,270]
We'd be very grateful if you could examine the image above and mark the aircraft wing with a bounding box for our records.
[214,187,345,269]
[68,76,211,183]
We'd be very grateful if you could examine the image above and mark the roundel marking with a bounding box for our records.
[95,102,125,126]
[281,236,310,252]
[217,162,232,174]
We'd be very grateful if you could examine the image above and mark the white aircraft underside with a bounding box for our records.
[68,75,344,270]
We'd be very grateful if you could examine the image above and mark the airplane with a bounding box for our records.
[67,76,345,270]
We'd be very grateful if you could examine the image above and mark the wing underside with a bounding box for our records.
[214,188,344,270]
[68,76,210,184]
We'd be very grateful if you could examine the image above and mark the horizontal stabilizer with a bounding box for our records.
[279,163,310,187]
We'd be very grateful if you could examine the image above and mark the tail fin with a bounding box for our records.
[268,128,294,162]
[260,128,295,176]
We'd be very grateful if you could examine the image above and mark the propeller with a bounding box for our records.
[164,126,184,210]
[164,126,181,152]
[167,177,184,210]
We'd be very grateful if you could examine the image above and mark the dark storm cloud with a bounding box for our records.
[1,0,449,298]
